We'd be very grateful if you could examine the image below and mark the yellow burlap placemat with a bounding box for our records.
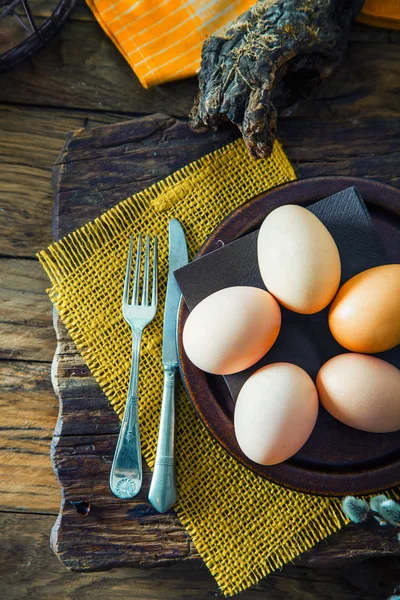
[39,138,350,596]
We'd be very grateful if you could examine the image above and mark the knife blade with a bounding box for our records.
[162,219,189,367]
[148,218,188,513]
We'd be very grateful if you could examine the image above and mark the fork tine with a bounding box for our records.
[152,236,158,307]
[141,235,150,305]
[133,233,142,305]
[123,236,134,305]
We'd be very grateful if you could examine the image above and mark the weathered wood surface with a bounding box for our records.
[3,513,400,600]
[0,14,198,115]
[0,259,55,361]
[0,105,124,257]
[53,114,238,236]
[51,107,400,574]
[0,259,59,512]
[0,361,59,513]
[0,3,398,117]
[1,2,400,597]
[52,114,400,241]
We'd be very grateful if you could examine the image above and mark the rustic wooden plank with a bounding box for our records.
[0,104,125,257]
[52,112,400,238]
[51,426,400,571]
[1,23,397,117]
[48,115,240,567]
[0,361,59,513]
[52,315,119,437]
[0,258,58,513]
[0,162,53,257]
[280,114,400,186]
[15,0,94,21]
[52,432,196,568]
[51,314,198,565]
[0,259,55,361]
[0,18,198,116]
[53,114,238,234]
[292,36,400,116]
[2,512,400,600]
[50,109,400,574]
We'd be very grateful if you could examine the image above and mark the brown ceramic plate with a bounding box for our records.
[177,176,400,496]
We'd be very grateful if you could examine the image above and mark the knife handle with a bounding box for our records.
[148,366,177,513]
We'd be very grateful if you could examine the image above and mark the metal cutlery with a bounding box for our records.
[110,233,158,499]
[148,219,188,513]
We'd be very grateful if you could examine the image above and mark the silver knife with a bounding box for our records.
[148,219,188,513]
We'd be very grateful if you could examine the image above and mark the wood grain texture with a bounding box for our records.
[2,512,400,600]
[49,116,237,569]
[54,114,238,236]
[0,360,59,512]
[0,22,397,120]
[53,113,400,239]
[0,259,55,361]
[280,115,400,186]
[0,259,59,512]
[0,105,125,257]
[0,17,198,116]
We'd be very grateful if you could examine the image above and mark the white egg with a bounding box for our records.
[182,286,281,375]
[257,205,341,314]
[234,363,319,465]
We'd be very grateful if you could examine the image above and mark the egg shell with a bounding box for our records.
[317,353,400,433]
[182,286,281,375]
[328,264,400,353]
[257,205,341,314]
[234,363,319,465]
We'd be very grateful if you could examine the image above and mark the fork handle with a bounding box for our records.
[110,330,143,499]
[148,366,177,513]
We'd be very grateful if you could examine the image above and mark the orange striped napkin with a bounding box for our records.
[86,0,256,88]
[86,0,399,89]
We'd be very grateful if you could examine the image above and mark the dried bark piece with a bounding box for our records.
[190,0,365,158]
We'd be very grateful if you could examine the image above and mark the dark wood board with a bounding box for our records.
[51,112,400,574]
[3,513,400,600]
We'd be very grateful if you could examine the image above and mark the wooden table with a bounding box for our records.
[1,2,400,597]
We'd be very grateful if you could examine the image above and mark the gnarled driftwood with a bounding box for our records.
[190,0,365,158]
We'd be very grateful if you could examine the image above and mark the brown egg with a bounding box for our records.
[329,264,400,353]
[182,286,281,375]
[317,353,400,433]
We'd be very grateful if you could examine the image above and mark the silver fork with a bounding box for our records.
[110,234,158,499]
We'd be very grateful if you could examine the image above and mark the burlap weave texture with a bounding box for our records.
[39,138,351,596]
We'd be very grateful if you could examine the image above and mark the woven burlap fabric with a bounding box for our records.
[40,138,350,596]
